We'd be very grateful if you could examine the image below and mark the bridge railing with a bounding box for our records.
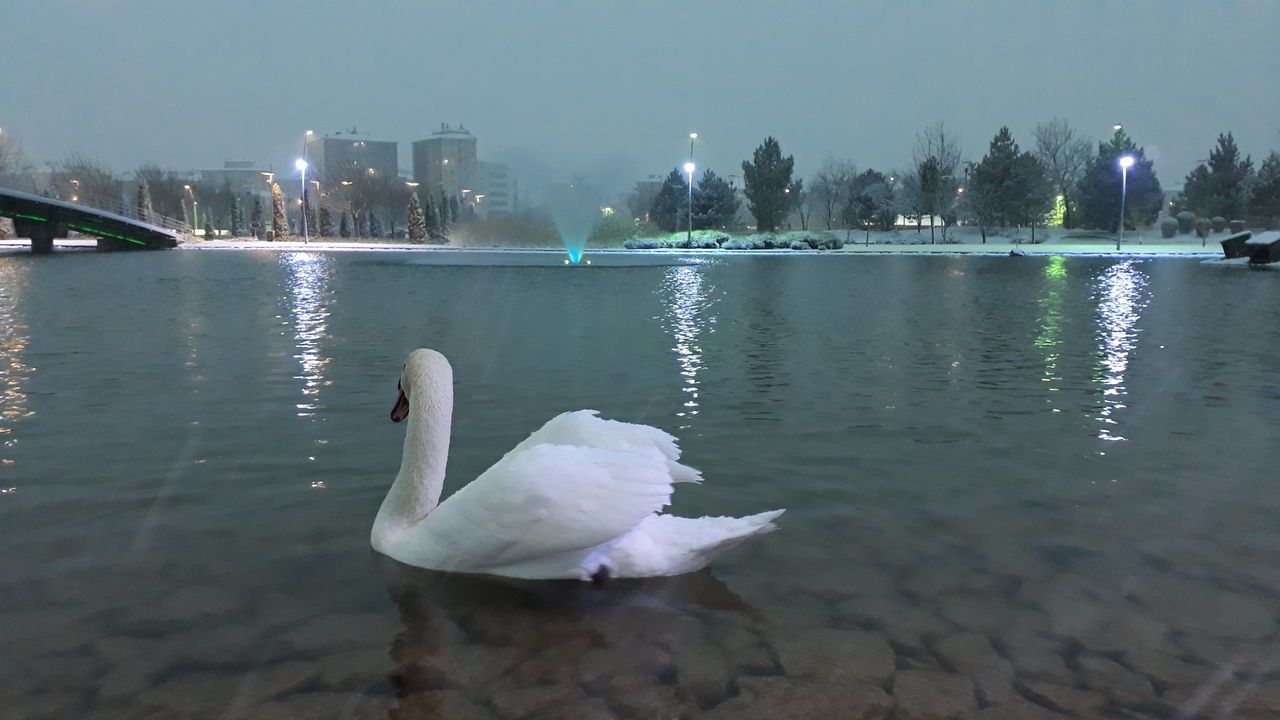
[37,189,194,236]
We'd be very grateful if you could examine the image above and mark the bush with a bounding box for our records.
[588,214,639,247]
[723,237,759,250]
[1194,218,1211,239]
[1176,211,1196,234]
[623,237,661,249]
[1160,218,1178,238]
[1228,219,1246,233]
[789,240,810,250]
[1211,216,1227,232]
[755,234,778,249]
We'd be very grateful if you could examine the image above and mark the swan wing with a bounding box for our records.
[508,410,702,484]
[413,441,679,573]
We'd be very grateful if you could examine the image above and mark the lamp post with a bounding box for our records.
[296,158,309,243]
[683,161,695,243]
[1116,155,1134,251]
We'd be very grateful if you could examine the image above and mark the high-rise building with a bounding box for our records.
[306,130,398,184]
[476,161,517,217]
[412,124,477,198]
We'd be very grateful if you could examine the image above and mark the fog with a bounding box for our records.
[3,0,1278,206]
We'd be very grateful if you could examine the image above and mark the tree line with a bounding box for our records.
[634,120,1280,244]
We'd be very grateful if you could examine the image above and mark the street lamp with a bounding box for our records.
[1117,155,1134,251]
[683,161,695,243]
[296,158,309,243]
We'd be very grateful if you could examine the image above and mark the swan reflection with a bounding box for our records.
[1092,260,1149,442]
[282,252,333,417]
[376,555,758,718]
[0,262,33,464]
[660,265,716,428]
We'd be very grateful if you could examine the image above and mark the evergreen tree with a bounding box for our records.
[1009,152,1055,241]
[204,218,215,239]
[1249,151,1280,226]
[231,197,245,236]
[136,181,154,224]
[842,169,896,241]
[270,183,288,239]
[424,195,443,241]
[1076,127,1164,231]
[968,127,1021,228]
[304,196,318,238]
[369,210,383,238]
[649,168,689,233]
[1181,132,1254,220]
[339,210,352,238]
[251,196,264,238]
[691,169,739,229]
[318,195,333,236]
[407,192,427,242]
[439,191,452,234]
[741,136,794,232]
[449,196,461,227]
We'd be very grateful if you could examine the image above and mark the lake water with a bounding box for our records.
[2,249,1279,719]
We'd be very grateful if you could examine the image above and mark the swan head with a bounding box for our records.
[390,348,452,423]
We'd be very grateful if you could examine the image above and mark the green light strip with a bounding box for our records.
[6,212,48,222]
[67,224,147,246]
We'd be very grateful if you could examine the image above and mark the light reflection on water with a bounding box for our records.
[659,265,715,428]
[0,262,34,465]
[282,252,333,418]
[1036,256,1066,410]
[1092,260,1150,442]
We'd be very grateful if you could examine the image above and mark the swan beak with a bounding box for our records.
[390,382,410,423]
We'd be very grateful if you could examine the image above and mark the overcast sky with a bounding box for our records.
[4,0,1278,200]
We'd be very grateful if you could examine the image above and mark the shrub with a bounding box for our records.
[723,238,755,250]
[1194,218,1211,239]
[1160,218,1178,238]
[623,237,661,249]
[588,213,639,247]
[789,240,810,250]
[755,234,778,249]
[1211,216,1227,232]
[1228,219,1246,233]
[1176,211,1196,234]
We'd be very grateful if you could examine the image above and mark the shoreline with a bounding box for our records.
[0,236,1231,258]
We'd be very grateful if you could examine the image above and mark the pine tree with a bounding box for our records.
[449,196,461,226]
[204,218,215,239]
[136,181,154,224]
[741,136,795,232]
[439,191,451,234]
[319,195,333,236]
[1181,132,1254,221]
[1249,151,1280,226]
[968,127,1021,229]
[408,192,427,242]
[649,168,689,233]
[424,195,442,241]
[251,196,264,237]
[691,169,739,229]
[369,210,383,238]
[270,183,288,239]
[304,196,318,238]
[339,210,352,238]
[1076,128,1164,232]
[231,197,245,236]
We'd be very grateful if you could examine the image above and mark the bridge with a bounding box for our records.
[0,187,184,253]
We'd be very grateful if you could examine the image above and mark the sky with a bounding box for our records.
[3,0,1279,204]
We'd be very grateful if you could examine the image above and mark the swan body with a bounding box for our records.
[372,349,784,581]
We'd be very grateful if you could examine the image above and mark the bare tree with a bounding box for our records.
[1033,118,1091,229]
[810,157,857,230]
[787,178,808,230]
[0,132,32,188]
[911,122,963,243]
[56,155,121,210]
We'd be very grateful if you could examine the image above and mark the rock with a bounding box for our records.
[1076,654,1155,704]
[279,612,396,655]
[892,670,977,720]
[609,685,686,718]
[671,643,736,708]
[703,675,892,720]
[958,695,1069,719]
[834,596,954,652]
[1002,635,1075,686]
[1121,647,1214,688]
[313,647,394,693]
[936,596,1018,635]
[576,642,674,686]
[1128,576,1276,640]
[772,628,895,685]
[238,691,394,720]
[436,644,521,692]
[933,632,1004,675]
[490,684,587,719]
[1037,591,1177,655]
[1016,679,1105,716]
[509,636,592,687]
[1174,632,1276,676]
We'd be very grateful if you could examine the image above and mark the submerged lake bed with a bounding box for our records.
[2,249,1279,719]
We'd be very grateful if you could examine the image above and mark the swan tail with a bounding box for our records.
[600,509,785,579]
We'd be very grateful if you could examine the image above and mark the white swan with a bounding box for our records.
[372,348,784,581]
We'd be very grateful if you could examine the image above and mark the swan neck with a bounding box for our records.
[375,365,452,543]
